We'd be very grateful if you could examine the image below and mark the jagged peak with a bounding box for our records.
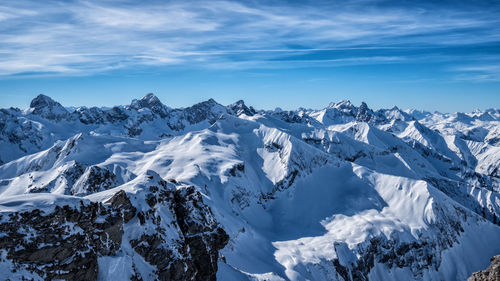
[28,94,69,120]
[187,98,224,111]
[477,111,494,121]
[141,93,161,105]
[410,119,429,133]
[233,99,246,106]
[128,93,170,118]
[119,169,172,192]
[227,99,255,116]
[54,133,84,156]
[453,112,474,123]
[30,94,62,109]
[130,93,164,109]
[359,101,369,109]
[380,105,414,122]
[196,98,218,107]
[327,99,354,109]
[356,101,373,122]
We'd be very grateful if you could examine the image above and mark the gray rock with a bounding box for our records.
[468,255,500,281]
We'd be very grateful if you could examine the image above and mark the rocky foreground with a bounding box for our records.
[0,171,228,280]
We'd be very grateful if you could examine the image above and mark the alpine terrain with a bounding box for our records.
[0,93,499,281]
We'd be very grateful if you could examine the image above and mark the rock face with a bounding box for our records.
[468,256,500,281]
[130,93,169,118]
[227,100,256,116]
[125,174,229,281]
[172,186,229,281]
[29,94,69,120]
[0,200,122,281]
[0,172,229,281]
[330,203,468,281]
[71,165,119,195]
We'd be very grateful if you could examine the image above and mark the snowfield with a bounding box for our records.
[0,94,499,281]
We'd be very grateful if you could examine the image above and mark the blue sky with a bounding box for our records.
[0,0,499,112]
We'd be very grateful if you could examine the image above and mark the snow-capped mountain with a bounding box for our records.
[0,94,499,281]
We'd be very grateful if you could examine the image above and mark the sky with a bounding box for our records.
[0,0,499,112]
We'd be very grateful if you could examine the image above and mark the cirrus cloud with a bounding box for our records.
[0,0,499,76]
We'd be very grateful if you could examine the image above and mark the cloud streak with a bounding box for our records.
[452,63,500,82]
[0,0,499,76]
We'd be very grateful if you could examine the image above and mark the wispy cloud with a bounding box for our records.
[452,64,500,82]
[0,0,499,76]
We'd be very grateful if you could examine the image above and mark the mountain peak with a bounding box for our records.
[327,99,354,109]
[227,100,255,116]
[130,93,163,109]
[142,93,160,103]
[453,112,474,123]
[130,93,168,117]
[356,101,373,122]
[29,94,69,120]
[30,94,60,109]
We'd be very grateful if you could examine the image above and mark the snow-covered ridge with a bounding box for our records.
[0,94,499,281]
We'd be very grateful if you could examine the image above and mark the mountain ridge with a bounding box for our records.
[0,93,499,281]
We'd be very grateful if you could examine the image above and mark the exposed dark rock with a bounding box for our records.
[105,106,129,122]
[168,99,226,130]
[73,106,106,124]
[107,190,137,223]
[29,94,70,120]
[124,179,229,281]
[228,162,245,177]
[468,255,500,281]
[356,102,373,122]
[130,93,169,118]
[272,110,313,124]
[227,100,256,116]
[0,181,229,281]
[0,201,122,280]
[332,204,468,280]
[71,165,119,196]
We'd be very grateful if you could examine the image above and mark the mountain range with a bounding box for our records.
[0,93,499,281]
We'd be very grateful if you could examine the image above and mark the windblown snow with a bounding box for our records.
[0,94,499,281]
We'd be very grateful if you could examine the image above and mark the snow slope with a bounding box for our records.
[0,94,499,281]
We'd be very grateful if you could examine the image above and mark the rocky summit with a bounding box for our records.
[0,94,499,280]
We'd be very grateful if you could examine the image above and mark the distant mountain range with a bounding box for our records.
[0,94,499,281]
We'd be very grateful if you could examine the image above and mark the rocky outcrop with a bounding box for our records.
[128,174,229,281]
[106,189,137,223]
[29,94,70,120]
[331,204,468,281]
[173,186,229,280]
[0,177,229,281]
[129,93,169,118]
[71,165,119,195]
[227,100,256,116]
[468,255,500,281]
[73,106,106,124]
[356,102,373,122]
[167,98,227,130]
[0,200,123,280]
